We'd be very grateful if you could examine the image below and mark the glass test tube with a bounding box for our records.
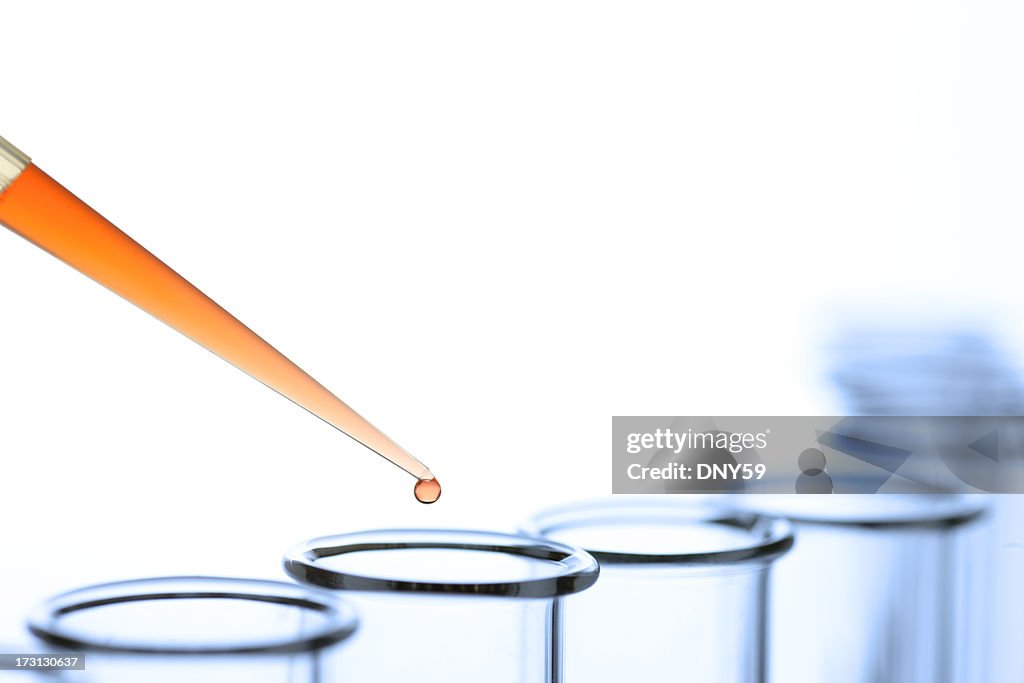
[27,577,359,683]
[522,500,794,683]
[824,322,1014,680]
[283,529,599,682]
[738,495,987,683]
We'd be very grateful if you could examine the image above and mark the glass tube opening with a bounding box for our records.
[27,577,358,655]
[737,493,987,529]
[283,529,599,598]
[523,499,794,566]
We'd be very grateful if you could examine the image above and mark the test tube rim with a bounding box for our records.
[522,499,795,566]
[733,491,987,530]
[283,528,600,598]
[27,576,359,656]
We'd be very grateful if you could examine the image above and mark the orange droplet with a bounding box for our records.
[414,477,442,504]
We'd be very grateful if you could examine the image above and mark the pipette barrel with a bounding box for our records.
[0,134,432,484]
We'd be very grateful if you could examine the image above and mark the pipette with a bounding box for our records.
[0,134,439,503]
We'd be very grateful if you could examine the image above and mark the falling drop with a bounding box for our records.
[414,477,442,504]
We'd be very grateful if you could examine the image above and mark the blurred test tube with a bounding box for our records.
[806,320,1020,682]
[739,494,986,683]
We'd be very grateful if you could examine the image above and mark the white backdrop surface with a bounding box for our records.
[1,2,1023,677]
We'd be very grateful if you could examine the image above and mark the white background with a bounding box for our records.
[1,0,1023,674]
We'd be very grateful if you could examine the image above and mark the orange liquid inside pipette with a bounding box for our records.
[0,163,436,498]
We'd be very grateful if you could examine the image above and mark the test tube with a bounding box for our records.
[522,500,794,683]
[27,576,358,683]
[283,529,599,682]
[738,495,987,683]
